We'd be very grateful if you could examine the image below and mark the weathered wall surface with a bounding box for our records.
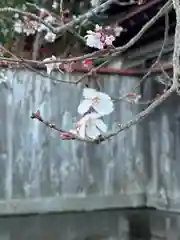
[0,68,146,215]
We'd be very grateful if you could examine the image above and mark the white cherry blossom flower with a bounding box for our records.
[14,20,23,33]
[85,30,104,49]
[44,31,56,42]
[14,13,19,19]
[85,25,115,49]
[43,55,59,75]
[114,26,124,37]
[52,1,58,9]
[75,113,107,139]
[78,88,114,116]
[105,35,115,46]
[91,0,99,7]
[23,21,38,36]
[95,24,102,32]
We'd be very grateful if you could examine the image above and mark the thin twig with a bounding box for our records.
[0,46,75,85]
[96,85,175,143]
[113,12,170,103]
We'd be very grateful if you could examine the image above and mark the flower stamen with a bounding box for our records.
[93,97,100,105]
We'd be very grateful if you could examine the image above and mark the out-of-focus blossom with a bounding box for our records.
[44,31,56,42]
[14,20,23,33]
[78,88,114,116]
[52,1,58,9]
[43,55,59,75]
[105,35,115,46]
[85,30,104,49]
[91,0,100,7]
[24,20,38,36]
[114,26,124,37]
[84,24,115,49]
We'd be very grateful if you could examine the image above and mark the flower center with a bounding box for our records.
[93,97,100,105]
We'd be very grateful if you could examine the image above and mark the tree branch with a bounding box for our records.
[172,0,180,90]
[0,7,55,32]
[0,0,173,68]
[54,0,115,34]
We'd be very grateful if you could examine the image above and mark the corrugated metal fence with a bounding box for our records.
[1,67,180,239]
[0,67,179,214]
[0,67,145,214]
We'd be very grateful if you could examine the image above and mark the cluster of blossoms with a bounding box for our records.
[13,8,123,49]
[43,55,93,75]
[61,88,114,140]
[14,11,57,43]
[85,24,116,50]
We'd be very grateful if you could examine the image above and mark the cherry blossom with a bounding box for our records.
[84,24,115,49]
[23,20,38,36]
[74,113,107,139]
[52,1,58,9]
[14,20,23,33]
[43,55,59,75]
[114,26,124,37]
[78,88,114,116]
[85,30,104,50]
[44,31,56,42]
[91,0,99,7]
[105,35,115,46]
[14,18,38,36]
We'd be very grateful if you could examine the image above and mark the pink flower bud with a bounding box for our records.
[82,59,93,69]
[60,132,75,140]
[35,110,41,119]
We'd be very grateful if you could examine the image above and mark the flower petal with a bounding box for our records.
[45,32,56,42]
[86,30,94,34]
[45,64,54,75]
[96,91,111,100]
[95,119,107,133]
[78,122,86,138]
[77,99,92,115]
[93,99,114,115]
[86,124,100,139]
[87,112,101,119]
[82,88,97,99]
